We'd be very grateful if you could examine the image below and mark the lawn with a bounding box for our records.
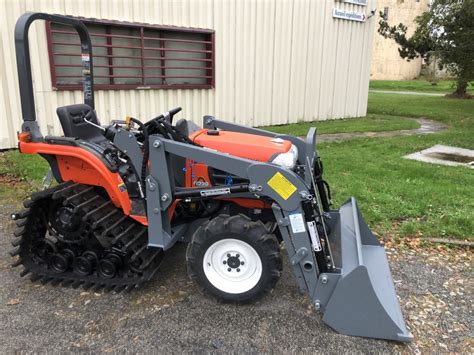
[262,114,419,137]
[320,94,473,240]
[0,93,472,240]
[370,79,474,94]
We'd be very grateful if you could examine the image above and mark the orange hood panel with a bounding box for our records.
[191,129,292,162]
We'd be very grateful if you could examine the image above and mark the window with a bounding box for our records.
[46,18,215,90]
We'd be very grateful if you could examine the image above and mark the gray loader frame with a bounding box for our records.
[115,116,412,343]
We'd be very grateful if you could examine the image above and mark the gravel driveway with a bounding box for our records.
[0,198,471,353]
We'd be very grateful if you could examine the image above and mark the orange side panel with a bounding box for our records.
[186,161,212,188]
[20,142,134,218]
[192,129,292,162]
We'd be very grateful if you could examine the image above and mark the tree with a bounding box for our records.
[378,0,474,97]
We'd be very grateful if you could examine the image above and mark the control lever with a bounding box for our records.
[162,107,182,124]
[82,111,106,131]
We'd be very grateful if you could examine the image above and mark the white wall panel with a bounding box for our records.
[0,0,376,149]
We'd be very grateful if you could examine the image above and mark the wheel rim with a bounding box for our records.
[203,238,262,294]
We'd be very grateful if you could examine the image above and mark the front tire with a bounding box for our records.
[186,214,282,303]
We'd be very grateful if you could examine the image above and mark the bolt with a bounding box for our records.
[314,300,321,310]
[153,208,160,214]
[227,268,231,272]
[161,193,169,202]
[321,275,328,284]
[153,140,161,148]
[249,184,258,193]
[299,191,309,199]
[237,268,240,272]
[223,260,227,264]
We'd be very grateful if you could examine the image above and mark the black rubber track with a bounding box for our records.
[10,182,163,292]
[186,214,282,303]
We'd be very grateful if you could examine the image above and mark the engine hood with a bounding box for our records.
[190,129,292,162]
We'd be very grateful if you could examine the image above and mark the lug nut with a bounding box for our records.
[227,254,231,257]
[237,268,240,272]
[236,254,240,258]
[227,268,231,272]
[240,261,245,265]
[223,260,227,264]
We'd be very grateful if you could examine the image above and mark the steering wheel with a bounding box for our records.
[143,107,195,144]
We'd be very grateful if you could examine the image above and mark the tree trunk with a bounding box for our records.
[454,77,468,97]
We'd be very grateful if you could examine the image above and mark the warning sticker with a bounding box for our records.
[267,172,297,200]
[289,213,306,234]
[307,221,322,251]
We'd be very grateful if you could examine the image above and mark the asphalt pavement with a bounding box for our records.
[0,199,471,352]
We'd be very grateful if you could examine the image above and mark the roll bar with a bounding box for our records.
[15,13,94,140]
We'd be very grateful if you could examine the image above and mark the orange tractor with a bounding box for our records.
[11,13,411,342]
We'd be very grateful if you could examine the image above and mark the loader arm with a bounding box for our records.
[141,132,412,342]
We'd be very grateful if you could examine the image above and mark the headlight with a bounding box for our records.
[271,144,298,169]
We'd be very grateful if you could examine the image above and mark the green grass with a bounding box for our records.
[319,94,473,240]
[262,114,420,137]
[370,79,474,94]
[0,150,49,182]
[0,151,49,202]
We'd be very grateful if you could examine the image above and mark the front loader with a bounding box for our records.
[10,13,412,342]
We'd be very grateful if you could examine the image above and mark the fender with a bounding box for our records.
[19,142,140,221]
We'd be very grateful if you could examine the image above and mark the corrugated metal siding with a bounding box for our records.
[0,0,376,149]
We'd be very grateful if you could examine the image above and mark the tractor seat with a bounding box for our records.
[56,104,106,144]
[172,119,201,187]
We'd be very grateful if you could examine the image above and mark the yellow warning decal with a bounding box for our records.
[267,172,297,200]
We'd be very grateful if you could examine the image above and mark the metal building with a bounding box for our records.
[0,0,376,149]
[371,0,429,80]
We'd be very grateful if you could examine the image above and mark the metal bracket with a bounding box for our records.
[290,247,308,266]
[113,129,143,179]
[277,217,290,227]
[42,168,53,190]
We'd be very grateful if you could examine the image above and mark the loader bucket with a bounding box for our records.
[319,197,412,342]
